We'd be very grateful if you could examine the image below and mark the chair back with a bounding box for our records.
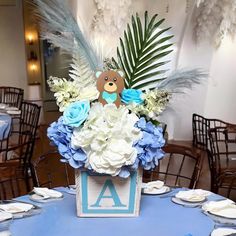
[0,86,24,109]
[216,172,236,200]
[0,162,27,200]
[208,126,236,173]
[144,144,203,189]
[208,126,236,197]
[32,151,75,188]
[192,113,234,151]
[20,102,41,138]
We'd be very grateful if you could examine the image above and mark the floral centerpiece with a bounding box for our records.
[34,0,207,217]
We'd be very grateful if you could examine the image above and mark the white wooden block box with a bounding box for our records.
[75,169,142,217]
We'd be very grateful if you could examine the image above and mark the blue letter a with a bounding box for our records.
[91,179,126,207]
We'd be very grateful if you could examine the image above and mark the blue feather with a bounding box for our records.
[33,0,101,71]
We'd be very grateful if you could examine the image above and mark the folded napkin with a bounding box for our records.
[142,180,164,191]
[33,187,63,199]
[0,212,12,222]
[176,189,212,202]
[202,199,236,212]
[0,203,33,214]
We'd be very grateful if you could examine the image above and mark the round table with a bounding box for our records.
[8,187,224,236]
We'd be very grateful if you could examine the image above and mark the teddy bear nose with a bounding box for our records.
[109,82,113,86]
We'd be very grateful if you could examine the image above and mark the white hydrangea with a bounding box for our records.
[71,103,142,176]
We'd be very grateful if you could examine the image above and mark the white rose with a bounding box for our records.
[78,85,99,101]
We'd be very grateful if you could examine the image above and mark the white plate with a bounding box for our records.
[171,197,205,207]
[6,107,18,111]
[176,195,206,203]
[208,205,236,219]
[0,212,12,222]
[0,104,7,109]
[142,185,171,195]
[0,202,33,214]
[6,110,21,115]
[211,227,236,236]
[29,193,64,203]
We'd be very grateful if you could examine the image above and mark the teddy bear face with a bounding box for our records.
[96,70,125,94]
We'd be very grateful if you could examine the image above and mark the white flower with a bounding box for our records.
[47,76,99,112]
[71,103,141,176]
[127,89,170,120]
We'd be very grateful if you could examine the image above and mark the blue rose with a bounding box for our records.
[63,101,90,127]
[121,89,144,105]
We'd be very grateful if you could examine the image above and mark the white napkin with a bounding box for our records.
[33,187,63,199]
[202,199,236,212]
[142,181,164,191]
[0,211,12,222]
[176,189,211,202]
[0,231,11,236]
[0,203,33,213]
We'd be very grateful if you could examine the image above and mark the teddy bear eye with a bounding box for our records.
[113,78,117,82]
[104,77,108,81]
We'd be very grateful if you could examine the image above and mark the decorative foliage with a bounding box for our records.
[157,69,208,93]
[112,11,173,90]
[33,0,101,70]
[194,0,236,47]
[47,76,98,112]
[128,89,171,121]
[40,1,207,178]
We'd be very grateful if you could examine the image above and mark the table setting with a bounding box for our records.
[0,183,236,235]
[0,104,21,116]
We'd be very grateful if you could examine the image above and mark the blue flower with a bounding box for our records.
[133,117,165,170]
[121,89,144,105]
[63,100,90,127]
[47,116,87,169]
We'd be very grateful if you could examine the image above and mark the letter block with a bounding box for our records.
[75,169,142,217]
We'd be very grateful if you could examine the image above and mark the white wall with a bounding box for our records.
[0,0,28,97]
[204,36,236,124]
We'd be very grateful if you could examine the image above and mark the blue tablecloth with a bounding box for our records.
[9,188,225,236]
[0,114,12,140]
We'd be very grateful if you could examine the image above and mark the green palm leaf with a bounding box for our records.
[112,11,173,90]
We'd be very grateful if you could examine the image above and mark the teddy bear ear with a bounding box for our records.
[95,71,103,79]
[117,70,125,77]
